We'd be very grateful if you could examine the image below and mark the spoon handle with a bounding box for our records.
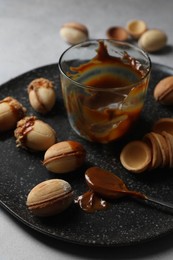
[145,196,173,211]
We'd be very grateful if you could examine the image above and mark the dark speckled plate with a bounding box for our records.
[1,63,173,247]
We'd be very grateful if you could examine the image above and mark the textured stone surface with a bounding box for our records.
[1,63,173,247]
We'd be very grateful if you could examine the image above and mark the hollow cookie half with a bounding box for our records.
[120,140,152,173]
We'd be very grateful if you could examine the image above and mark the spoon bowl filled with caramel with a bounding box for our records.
[76,167,173,214]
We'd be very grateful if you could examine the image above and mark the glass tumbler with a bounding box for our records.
[58,39,151,143]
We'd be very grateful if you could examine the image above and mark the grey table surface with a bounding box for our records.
[1,0,173,259]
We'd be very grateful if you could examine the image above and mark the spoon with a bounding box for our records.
[85,167,173,212]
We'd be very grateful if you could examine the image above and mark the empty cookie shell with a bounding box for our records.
[152,118,173,135]
[106,26,129,41]
[162,131,173,168]
[126,19,147,39]
[143,132,162,169]
[120,140,151,173]
[151,132,169,167]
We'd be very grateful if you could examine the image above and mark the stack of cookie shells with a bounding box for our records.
[120,118,173,173]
